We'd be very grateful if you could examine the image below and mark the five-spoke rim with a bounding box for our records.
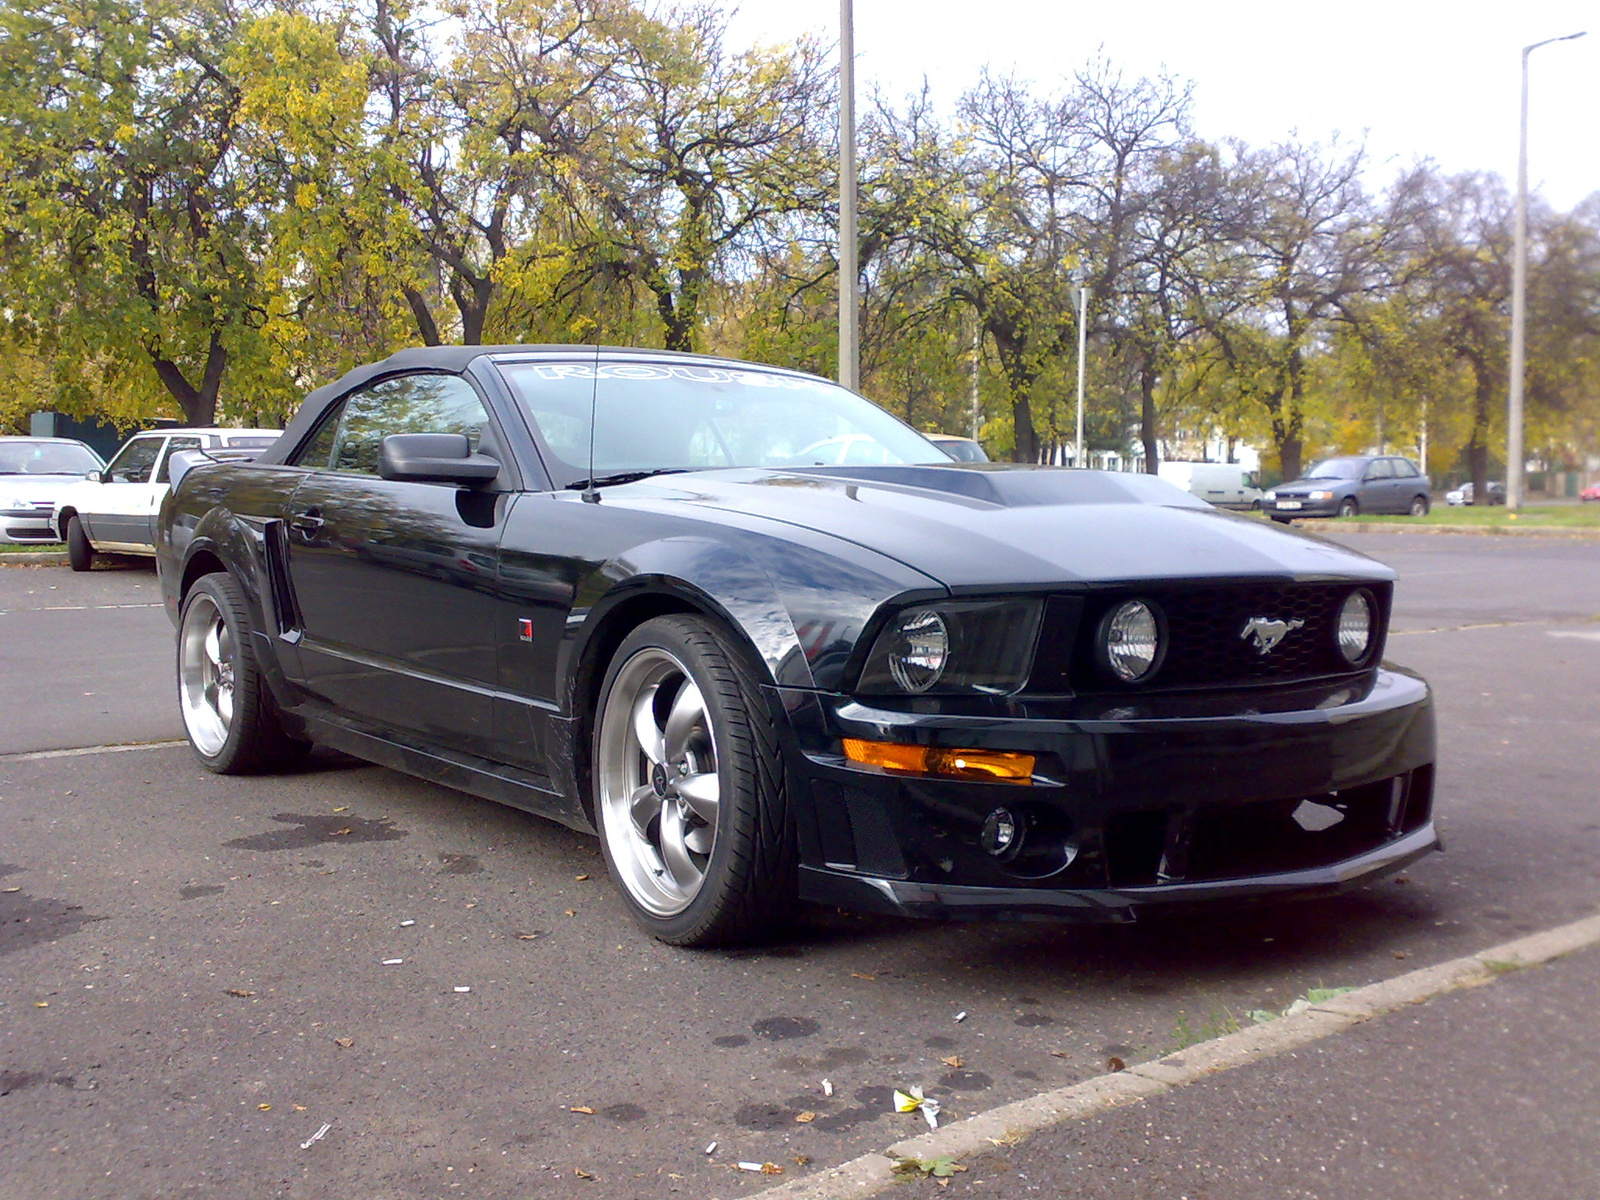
[596,647,721,917]
[179,592,234,757]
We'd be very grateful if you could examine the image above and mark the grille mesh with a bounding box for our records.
[1038,581,1387,694]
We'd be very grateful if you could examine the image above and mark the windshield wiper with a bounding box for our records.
[565,468,690,490]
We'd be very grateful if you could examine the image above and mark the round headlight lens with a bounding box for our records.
[886,609,949,693]
[1336,591,1375,664]
[1102,599,1161,682]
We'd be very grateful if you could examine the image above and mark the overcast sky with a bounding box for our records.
[718,0,1598,212]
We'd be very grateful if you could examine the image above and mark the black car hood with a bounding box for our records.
[619,464,1393,590]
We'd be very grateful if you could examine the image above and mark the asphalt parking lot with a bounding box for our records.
[2,529,1598,1199]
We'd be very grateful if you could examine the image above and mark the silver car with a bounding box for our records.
[0,437,106,544]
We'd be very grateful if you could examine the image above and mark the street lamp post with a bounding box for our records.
[1073,284,1089,468]
[838,0,858,392]
[1508,30,1585,509]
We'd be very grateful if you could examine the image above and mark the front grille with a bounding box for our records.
[1030,581,1389,694]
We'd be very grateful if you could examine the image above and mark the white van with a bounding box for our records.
[1157,461,1264,510]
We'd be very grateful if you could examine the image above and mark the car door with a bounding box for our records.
[1359,457,1394,512]
[279,372,512,757]
[1387,458,1424,509]
[81,435,168,548]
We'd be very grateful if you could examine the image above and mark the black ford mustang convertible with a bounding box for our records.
[156,346,1438,945]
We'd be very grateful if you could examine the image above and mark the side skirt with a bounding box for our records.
[300,712,595,835]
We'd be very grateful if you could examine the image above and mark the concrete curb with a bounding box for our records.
[749,907,1600,1200]
[0,550,69,565]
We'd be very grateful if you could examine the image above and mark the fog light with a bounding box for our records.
[981,808,1022,856]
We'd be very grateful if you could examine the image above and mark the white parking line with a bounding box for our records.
[0,740,186,763]
[1549,629,1600,642]
[0,602,164,615]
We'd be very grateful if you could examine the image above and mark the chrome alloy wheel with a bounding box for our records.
[178,590,235,758]
[596,647,721,917]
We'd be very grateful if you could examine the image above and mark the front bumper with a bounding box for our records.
[1,506,60,544]
[1268,496,1339,518]
[778,667,1437,922]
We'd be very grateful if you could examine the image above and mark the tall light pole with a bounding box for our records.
[838,0,859,392]
[1073,283,1090,468]
[1508,30,1585,509]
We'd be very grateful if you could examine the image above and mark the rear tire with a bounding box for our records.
[592,614,795,946]
[1409,495,1429,517]
[1337,497,1359,518]
[66,516,94,572]
[177,573,309,774]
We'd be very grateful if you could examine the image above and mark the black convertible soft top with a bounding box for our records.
[257,344,778,466]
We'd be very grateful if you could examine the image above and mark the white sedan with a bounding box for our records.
[53,427,281,570]
[0,437,107,544]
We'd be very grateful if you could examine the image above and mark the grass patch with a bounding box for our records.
[1167,1008,1242,1052]
[0,541,64,552]
[1347,504,1600,531]
[1481,958,1525,976]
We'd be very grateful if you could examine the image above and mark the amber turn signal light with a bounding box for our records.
[841,738,1034,783]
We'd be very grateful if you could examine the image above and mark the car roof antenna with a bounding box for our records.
[582,331,601,504]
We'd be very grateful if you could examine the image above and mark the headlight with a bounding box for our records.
[1264,490,1277,501]
[1098,598,1164,683]
[1336,590,1376,664]
[1308,490,1334,501]
[858,598,1042,696]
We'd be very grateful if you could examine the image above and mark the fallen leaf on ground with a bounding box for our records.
[334,1038,353,1048]
[850,972,876,980]
[517,932,540,940]
[258,1104,272,1111]
[941,1055,963,1068]
[795,1111,816,1123]
[575,874,590,881]
[225,989,256,998]
[793,1154,811,1166]
[570,1106,596,1115]
[330,828,352,836]
[574,1168,595,1180]
[564,909,577,917]
[1107,1056,1127,1072]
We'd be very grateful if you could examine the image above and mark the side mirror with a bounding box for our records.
[86,470,103,483]
[379,433,500,485]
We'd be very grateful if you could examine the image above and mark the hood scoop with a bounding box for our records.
[776,464,1208,510]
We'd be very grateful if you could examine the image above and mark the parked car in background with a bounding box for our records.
[156,345,1436,947]
[1156,460,1263,510]
[53,427,281,570]
[1582,482,1600,503]
[1446,481,1507,506]
[1266,455,1431,521]
[927,433,990,463]
[0,437,106,544]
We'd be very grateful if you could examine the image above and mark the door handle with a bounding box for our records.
[289,510,325,534]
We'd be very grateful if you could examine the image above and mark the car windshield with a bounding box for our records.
[497,360,948,486]
[0,441,103,475]
[1305,457,1366,480]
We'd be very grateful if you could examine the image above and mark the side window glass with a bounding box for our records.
[105,437,163,484]
[1363,459,1392,481]
[332,374,490,476]
[155,437,203,484]
[290,403,345,469]
[1391,459,1418,479]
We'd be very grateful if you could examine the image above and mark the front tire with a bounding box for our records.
[66,516,94,572]
[1337,497,1359,518]
[177,573,308,774]
[592,615,794,946]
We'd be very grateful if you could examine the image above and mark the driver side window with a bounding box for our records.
[291,374,490,475]
[105,437,164,484]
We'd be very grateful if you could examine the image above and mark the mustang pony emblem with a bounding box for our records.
[1240,616,1305,655]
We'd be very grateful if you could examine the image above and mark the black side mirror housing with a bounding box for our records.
[378,433,500,485]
